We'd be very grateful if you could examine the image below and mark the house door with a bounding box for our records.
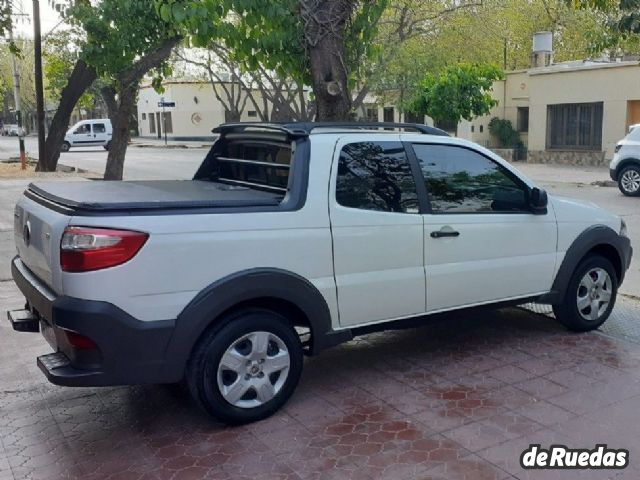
[627,100,640,129]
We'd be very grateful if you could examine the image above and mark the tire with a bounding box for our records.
[553,254,618,332]
[617,165,640,197]
[60,141,71,153]
[103,141,111,151]
[186,309,303,425]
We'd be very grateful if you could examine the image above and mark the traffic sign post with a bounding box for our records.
[158,99,175,146]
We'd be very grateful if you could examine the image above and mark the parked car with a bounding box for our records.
[9,122,633,424]
[3,124,24,137]
[610,127,640,196]
[62,119,112,152]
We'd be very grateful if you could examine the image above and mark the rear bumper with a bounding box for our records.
[11,257,179,386]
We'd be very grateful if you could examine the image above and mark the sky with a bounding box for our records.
[11,0,63,38]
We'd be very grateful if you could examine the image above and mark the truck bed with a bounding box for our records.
[26,180,284,214]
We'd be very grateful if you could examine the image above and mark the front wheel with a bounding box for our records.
[60,141,71,152]
[186,310,303,425]
[553,255,618,332]
[618,165,640,196]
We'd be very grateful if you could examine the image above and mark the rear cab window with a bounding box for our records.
[335,141,419,214]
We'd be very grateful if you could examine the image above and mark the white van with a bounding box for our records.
[62,119,112,152]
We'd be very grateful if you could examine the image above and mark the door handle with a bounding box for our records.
[430,230,460,239]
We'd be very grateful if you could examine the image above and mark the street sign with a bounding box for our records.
[157,101,176,108]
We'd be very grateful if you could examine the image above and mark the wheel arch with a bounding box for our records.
[616,158,640,175]
[538,225,627,305]
[163,268,351,381]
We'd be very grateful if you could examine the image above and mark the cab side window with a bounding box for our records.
[412,144,529,214]
[336,141,419,213]
[74,124,90,134]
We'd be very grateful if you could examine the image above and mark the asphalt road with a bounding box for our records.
[0,135,208,180]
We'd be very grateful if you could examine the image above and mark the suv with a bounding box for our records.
[62,119,113,152]
[610,127,640,196]
[9,122,633,424]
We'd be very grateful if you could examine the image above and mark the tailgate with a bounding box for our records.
[14,195,71,293]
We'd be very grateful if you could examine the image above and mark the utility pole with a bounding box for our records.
[33,0,46,167]
[8,29,27,170]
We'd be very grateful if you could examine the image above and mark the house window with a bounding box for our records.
[365,107,378,122]
[162,112,173,134]
[141,113,147,120]
[383,107,394,123]
[248,110,257,118]
[479,125,484,133]
[517,107,529,132]
[149,113,156,134]
[471,125,475,133]
[547,102,603,150]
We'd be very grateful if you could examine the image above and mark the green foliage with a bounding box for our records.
[155,0,387,93]
[571,0,640,47]
[488,117,521,148]
[69,0,179,80]
[0,0,18,54]
[409,63,503,125]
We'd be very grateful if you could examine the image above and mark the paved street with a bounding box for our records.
[1,136,640,479]
[3,280,640,480]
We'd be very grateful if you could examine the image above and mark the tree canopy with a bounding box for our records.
[409,63,503,127]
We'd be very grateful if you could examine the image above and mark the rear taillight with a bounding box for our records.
[60,227,148,272]
[63,330,98,350]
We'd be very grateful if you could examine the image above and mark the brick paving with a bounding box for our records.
[2,279,640,480]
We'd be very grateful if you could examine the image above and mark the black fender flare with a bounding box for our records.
[162,268,351,380]
[538,225,631,304]
[615,158,640,177]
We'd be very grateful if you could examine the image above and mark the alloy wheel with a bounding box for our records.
[216,331,290,409]
[621,169,640,193]
[576,267,612,321]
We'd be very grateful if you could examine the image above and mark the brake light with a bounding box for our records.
[60,227,148,272]
[64,330,98,350]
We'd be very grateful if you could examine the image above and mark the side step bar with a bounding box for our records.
[7,309,40,332]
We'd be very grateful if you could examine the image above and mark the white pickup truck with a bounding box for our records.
[9,122,633,424]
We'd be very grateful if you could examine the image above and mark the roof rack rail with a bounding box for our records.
[213,122,449,137]
[286,122,449,136]
[212,123,308,138]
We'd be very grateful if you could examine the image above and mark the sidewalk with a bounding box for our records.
[514,162,612,187]
[129,136,213,149]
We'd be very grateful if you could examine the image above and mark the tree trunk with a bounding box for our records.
[301,0,355,121]
[103,85,135,180]
[100,37,180,180]
[224,110,241,122]
[38,59,97,171]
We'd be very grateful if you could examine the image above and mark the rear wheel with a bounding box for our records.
[618,165,640,196]
[553,255,617,332]
[186,309,303,425]
[103,141,111,151]
[60,141,71,153]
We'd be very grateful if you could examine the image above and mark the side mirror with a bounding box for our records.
[530,187,548,214]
